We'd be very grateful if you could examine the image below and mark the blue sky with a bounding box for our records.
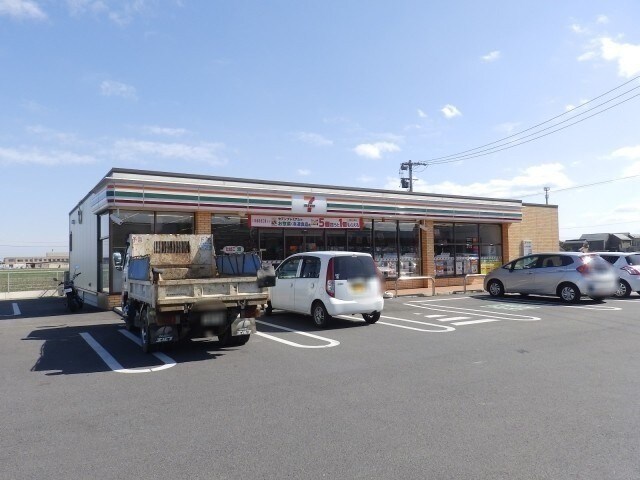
[1,0,640,258]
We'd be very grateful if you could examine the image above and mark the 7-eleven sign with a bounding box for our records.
[292,195,327,214]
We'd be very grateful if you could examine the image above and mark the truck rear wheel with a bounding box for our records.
[140,308,152,354]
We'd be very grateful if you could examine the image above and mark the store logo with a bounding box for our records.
[304,196,316,212]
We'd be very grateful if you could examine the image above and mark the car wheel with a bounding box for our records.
[264,301,273,316]
[362,311,381,324]
[558,283,580,303]
[311,302,331,328]
[140,308,152,353]
[615,279,631,298]
[487,280,504,297]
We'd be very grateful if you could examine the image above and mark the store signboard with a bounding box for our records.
[292,195,327,214]
[249,215,362,229]
[522,240,533,256]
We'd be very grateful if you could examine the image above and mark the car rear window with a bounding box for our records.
[599,255,618,264]
[625,254,640,266]
[582,255,613,272]
[334,256,377,280]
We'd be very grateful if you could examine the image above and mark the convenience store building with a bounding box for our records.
[69,168,559,308]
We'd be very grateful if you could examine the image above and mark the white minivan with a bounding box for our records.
[265,251,384,327]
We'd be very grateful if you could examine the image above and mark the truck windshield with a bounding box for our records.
[334,256,377,280]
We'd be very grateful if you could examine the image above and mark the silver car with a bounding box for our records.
[594,252,640,297]
[483,252,618,302]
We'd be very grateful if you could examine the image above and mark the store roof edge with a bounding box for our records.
[71,166,525,216]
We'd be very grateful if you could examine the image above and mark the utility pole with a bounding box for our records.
[544,186,550,205]
[400,160,429,192]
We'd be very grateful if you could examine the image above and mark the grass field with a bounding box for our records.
[0,269,67,293]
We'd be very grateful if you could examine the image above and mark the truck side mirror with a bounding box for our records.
[112,252,123,270]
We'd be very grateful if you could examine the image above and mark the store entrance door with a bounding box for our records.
[284,229,324,257]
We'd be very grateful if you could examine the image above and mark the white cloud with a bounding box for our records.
[358,175,375,183]
[494,122,520,134]
[564,98,588,111]
[577,51,597,61]
[417,109,428,118]
[113,139,227,165]
[20,100,47,113]
[610,145,640,160]
[297,169,311,176]
[596,15,609,24]
[67,0,152,26]
[353,142,401,159]
[386,163,572,198]
[581,37,640,77]
[0,0,47,20]
[294,132,333,147]
[598,37,640,77]
[481,50,501,62]
[0,147,97,166]
[140,125,188,137]
[441,104,462,119]
[570,23,588,34]
[26,125,78,144]
[100,80,138,100]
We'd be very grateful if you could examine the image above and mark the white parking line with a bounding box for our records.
[79,331,176,373]
[255,320,340,348]
[425,314,446,318]
[439,316,470,322]
[378,315,455,332]
[405,302,541,321]
[0,303,21,317]
[451,319,500,326]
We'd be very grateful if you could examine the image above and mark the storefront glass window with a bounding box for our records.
[260,229,284,267]
[374,221,398,279]
[111,211,154,293]
[433,224,454,245]
[212,216,256,254]
[101,238,109,293]
[347,220,373,254]
[479,224,503,274]
[434,223,502,277]
[156,212,194,234]
[284,229,325,256]
[98,213,110,293]
[326,231,347,251]
[399,222,421,276]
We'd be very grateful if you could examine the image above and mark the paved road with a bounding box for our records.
[2,294,639,479]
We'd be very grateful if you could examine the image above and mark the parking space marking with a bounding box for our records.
[439,316,470,322]
[0,303,21,317]
[451,318,500,326]
[79,331,176,373]
[255,320,340,348]
[425,314,446,318]
[471,297,622,311]
[378,315,455,332]
[405,302,541,322]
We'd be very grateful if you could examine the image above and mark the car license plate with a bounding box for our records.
[64,288,73,293]
[351,283,365,293]
[236,328,251,336]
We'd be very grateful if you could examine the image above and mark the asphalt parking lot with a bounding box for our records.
[2,294,640,479]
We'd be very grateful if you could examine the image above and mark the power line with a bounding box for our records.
[424,92,640,165]
[560,221,640,230]
[423,74,640,163]
[520,173,640,198]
